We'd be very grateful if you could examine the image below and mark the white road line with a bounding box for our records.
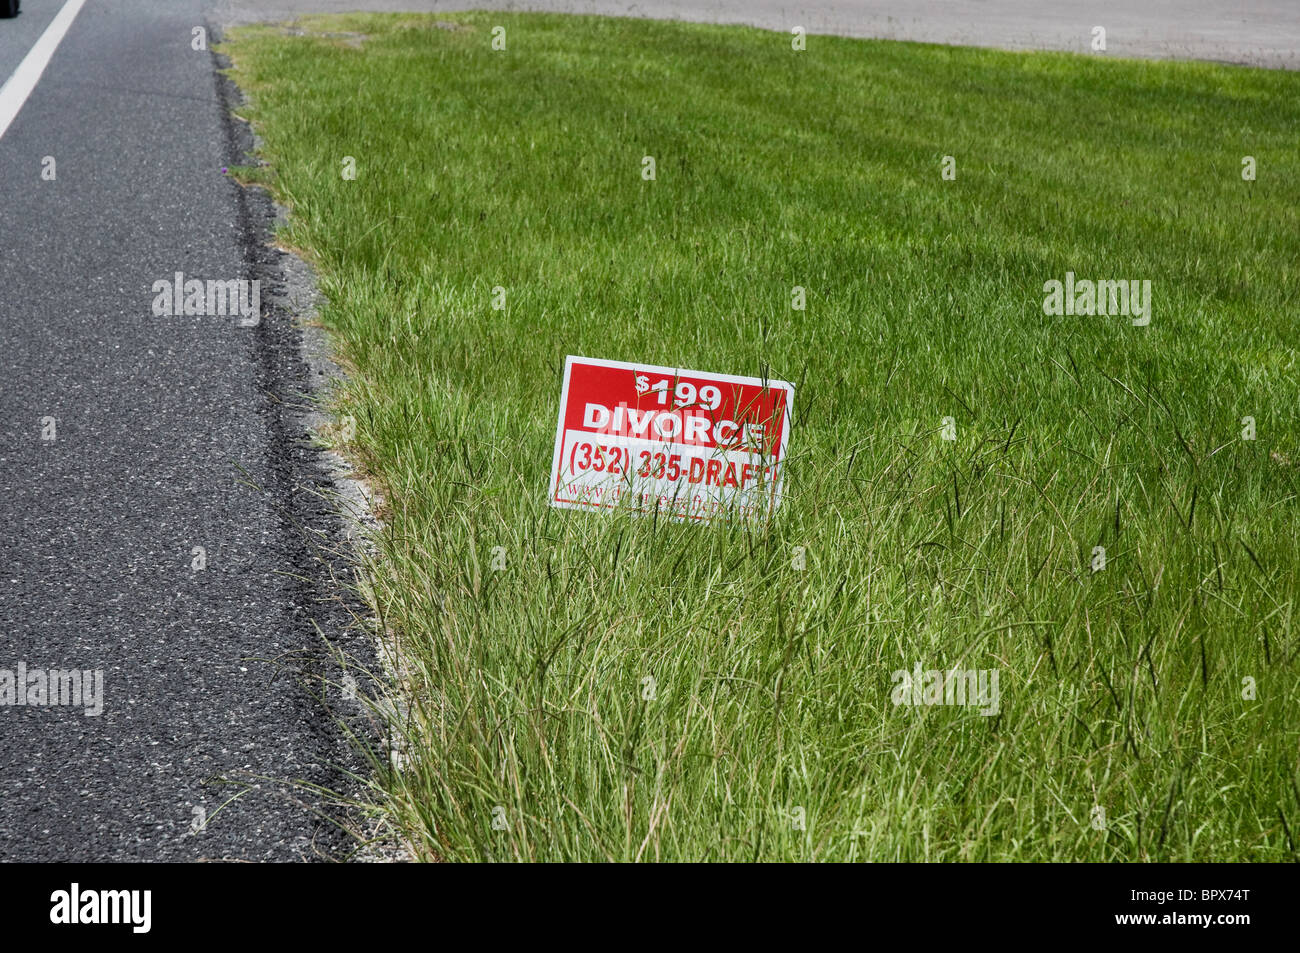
[0,0,89,141]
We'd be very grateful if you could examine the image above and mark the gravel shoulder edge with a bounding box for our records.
[211,29,411,863]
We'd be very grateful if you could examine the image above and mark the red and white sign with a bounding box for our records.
[548,355,794,523]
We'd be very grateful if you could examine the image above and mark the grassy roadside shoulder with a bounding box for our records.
[222,12,1300,861]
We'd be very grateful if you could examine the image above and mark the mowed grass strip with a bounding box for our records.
[223,12,1300,861]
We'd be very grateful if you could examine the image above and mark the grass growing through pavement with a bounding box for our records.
[223,12,1300,861]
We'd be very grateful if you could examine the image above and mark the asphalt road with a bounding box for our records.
[0,0,373,861]
[218,0,1300,69]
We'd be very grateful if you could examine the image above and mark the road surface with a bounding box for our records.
[0,0,373,861]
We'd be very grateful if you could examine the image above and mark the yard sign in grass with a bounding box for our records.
[549,355,794,523]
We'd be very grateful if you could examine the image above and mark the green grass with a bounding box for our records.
[222,12,1300,861]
